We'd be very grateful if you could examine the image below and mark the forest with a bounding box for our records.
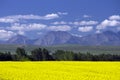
[0,47,120,61]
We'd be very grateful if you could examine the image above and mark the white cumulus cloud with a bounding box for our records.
[0,18,18,23]
[48,25,71,31]
[0,29,16,40]
[9,23,47,31]
[78,26,93,32]
[43,13,59,20]
[52,21,67,25]
[71,34,82,37]
[109,15,120,20]
[95,30,101,34]
[79,21,98,25]
[83,15,91,18]
[73,21,98,26]
[0,13,60,23]
[96,19,120,30]
[57,12,68,15]
[18,31,25,35]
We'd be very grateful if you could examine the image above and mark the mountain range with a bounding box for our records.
[2,31,120,46]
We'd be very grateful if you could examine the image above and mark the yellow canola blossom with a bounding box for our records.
[0,61,120,80]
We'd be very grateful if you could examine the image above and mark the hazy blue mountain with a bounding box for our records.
[117,31,120,38]
[34,38,42,45]
[37,31,120,46]
[80,31,120,45]
[35,31,73,46]
[0,40,6,44]
[3,31,120,46]
[7,35,33,45]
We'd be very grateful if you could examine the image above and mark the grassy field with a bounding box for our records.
[0,62,120,80]
[0,44,120,54]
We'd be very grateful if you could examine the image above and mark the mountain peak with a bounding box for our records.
[47,31,70,34]
[35,31,72,46]
[7,35,30,44]
[1,30,120,46]
[103,31,116,35]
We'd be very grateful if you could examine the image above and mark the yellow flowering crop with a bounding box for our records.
[0,62,120,80]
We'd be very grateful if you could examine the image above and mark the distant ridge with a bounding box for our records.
[4,31,120,46]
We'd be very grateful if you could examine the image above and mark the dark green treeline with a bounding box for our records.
[0,47,120,61]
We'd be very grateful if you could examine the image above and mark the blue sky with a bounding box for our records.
[0,0,120,40]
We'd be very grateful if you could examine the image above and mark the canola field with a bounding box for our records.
[0,62,120,80]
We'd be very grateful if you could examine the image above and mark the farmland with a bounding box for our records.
[0,44,120,55]
[0,62,120,80]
